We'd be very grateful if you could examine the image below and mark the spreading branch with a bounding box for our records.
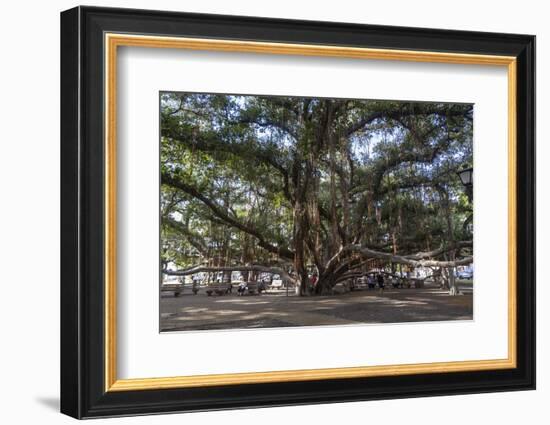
[163,264,297,286]
[162,172,295,260]
[325,242,473,275]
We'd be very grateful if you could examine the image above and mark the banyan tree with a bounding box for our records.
[160,93,473,295]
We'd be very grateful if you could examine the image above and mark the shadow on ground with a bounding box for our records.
[160,284,473,332]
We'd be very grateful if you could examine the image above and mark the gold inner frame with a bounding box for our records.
[104,33,517,392]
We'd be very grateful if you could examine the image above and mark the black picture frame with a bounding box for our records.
[61,5,535,419]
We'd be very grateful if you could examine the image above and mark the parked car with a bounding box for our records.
[456,270,473,279]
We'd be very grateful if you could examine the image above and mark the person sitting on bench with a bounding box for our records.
[237,282,247,296]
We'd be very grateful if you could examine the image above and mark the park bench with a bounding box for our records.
[351,281,368,291]
[205,283,233,296]
[161,283,199,297]
[332,281,351,294]
[161,284,182,297]
[247,281,265,295]
[269,278,283,289]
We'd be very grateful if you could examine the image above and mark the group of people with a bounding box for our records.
[237,280,267,295]
[366,274,386,290]
[309,272,387,292]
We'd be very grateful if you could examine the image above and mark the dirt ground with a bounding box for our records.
[160,282,473,332]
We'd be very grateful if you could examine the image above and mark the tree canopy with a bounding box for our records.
[160,92,473,294]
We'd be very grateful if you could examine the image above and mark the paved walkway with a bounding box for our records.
[160,283,473,332]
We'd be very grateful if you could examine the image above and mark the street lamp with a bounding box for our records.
[456,167,473,202]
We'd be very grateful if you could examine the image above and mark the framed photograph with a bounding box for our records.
[60,6,535,419]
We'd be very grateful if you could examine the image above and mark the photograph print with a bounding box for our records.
[160,92,474,332]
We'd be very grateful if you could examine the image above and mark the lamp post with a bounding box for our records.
[457,167,473,202]
[449,166,474,296]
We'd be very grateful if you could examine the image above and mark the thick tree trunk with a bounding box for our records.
[293,195,309,296]
[329,138,341,253]
[315,274,338,295]
[448,251,460,295]
[448,271,459,295]
[438,185,461,296]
